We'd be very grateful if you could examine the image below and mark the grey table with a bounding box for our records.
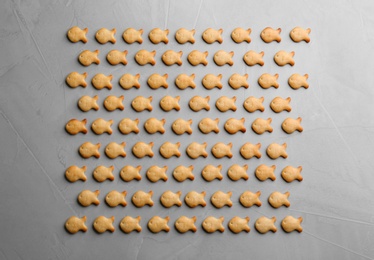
[1,0,374,259]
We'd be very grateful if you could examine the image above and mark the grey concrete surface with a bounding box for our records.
[1,0,374,259]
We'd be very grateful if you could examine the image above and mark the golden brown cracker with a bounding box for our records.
[216,96,237,112]
[135,50,156,65]
[282,117,303,134]
[240,142,262,159]
[104,95,124,111]
[231,27,251,43]
[123,28,143,44]
[105,142,126,159]
[281,216,303,233]
[175,73,196,89]
[266,143,288,159]
[132,190,154,207]
[175,28,195,44]
[65,216,87,234]
[224,118,246,134]
[255,216,277,234]
[185,191,206,208]
[187,50,208,66]
[93,216,115,233]
[175,216,197,233]
[160,96,180,111]
[65,165,87,182]
[95,28,116,44]
[172,118,193,135]
[91,118,113,135]
[227,164,248,181]
[240,191,262,207]
[162,50,183,66]
[66,72,87,88]
[131,96,153,112]
[78,95,99,112]
[173,165,195,182]
[228,73,249,89]
[119,73,140,89]
[78,50,100,66]
[228,217,250,233]
[118,118,139,134]
[132,142,154,158]
[120,216,142,233]
[202,74,222,89]
[270,97,291,112]
[105,190,127,207]
[288,73,309,89]
[201,164,223,181]
[258,73,279,89]
[146,165,168,182]
[186,142,208,159]
[281,165,303,182]
[213,50,234,66]
[120,165,142,182]
[78,190,100,207]
[189,96,210,111]
[144,118,165,134]
[255,164,276,181]
[160,190,182,208]
[274,50,295,66]
[93,165,114,182]
[252,118,273,134]
[211,142,233,158]
[149,28,169,44]
[147,73,168,89]
[79,142,100,158]
[198,118,219,134]
[243,96,264,113]
[67,26,88,43]
[160,142,181,158]
[107,50,128,65]
[202,216,224,233]
[211,191,232,208]
[92,73,113,90]
[268,191,290,208]
[243,51,264,66]
[65,119,88,135]
[202,28,223,44]
[261,27,281,43]
[148,216,170,233]
[290,27,311,43]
